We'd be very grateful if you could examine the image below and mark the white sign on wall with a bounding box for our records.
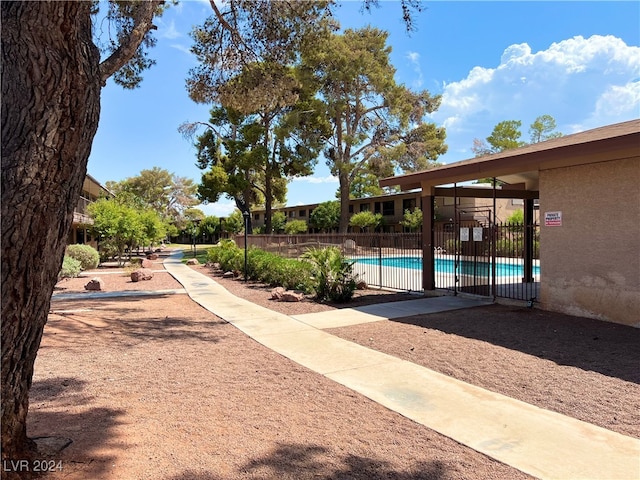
[473,227,483,241]
[460,227,469,241]
[544,211,562,227]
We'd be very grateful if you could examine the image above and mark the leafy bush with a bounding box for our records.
[65,244,100,270]
[59,256,82,280]
[309,201,340,232]
[284,219,308,234]
[207,240,243,272]
[208,242,314,293]
[302,246,357,303]
[349,211,382,232]
[400,208,423,232]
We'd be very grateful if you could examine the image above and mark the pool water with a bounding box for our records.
[354,256,540,277]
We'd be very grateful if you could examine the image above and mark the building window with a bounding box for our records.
[348,204,354,214]
[382,201,394,216]
[254,213,260,221]
[289,211,295,218]
[374,202,381,214]
[403,198,416,212]
[360,203,370,212]
[299,209,306,217]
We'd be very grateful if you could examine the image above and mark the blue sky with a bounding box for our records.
[88,1,640,217]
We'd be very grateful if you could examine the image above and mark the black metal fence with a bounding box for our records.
[237,225,540,301]
[238,233,423,292]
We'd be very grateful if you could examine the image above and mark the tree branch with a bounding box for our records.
[99,1,163,85]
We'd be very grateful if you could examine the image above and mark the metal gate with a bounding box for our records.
[434,219,540,302]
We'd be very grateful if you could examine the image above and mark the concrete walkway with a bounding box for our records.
[138,252,637,479]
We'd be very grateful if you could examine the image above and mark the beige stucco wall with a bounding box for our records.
[539,157,640,327]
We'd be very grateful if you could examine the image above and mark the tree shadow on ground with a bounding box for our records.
[46,296,227,347]
[163,443,447,480]
[394,304,640,384]
[27,377,125,480]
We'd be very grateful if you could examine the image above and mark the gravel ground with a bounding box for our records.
[31,253,637,480]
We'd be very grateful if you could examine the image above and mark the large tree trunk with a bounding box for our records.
[338,170,351,233]
[1,1,101,465]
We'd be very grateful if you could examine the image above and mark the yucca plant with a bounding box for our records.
[302,246,358,303]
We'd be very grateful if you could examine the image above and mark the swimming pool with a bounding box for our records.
[354,256,540,277]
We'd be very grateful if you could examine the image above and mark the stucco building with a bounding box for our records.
[380,119,640,327]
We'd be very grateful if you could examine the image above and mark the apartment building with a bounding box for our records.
[68,174,112,248]
[251,188,530,233]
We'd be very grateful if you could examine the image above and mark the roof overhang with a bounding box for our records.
[380,119,640,194]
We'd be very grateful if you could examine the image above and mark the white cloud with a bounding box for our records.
[170,43,192,56]
[432,35,640,163]
[197,201,236,217]
[291,175,338,184]
[406,51,424,89]
[157,18,181,40]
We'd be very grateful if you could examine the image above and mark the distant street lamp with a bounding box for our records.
[192,218,202,258]
[242,211,250,283]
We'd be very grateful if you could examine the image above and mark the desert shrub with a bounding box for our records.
[207,240,243,272]
[302,246,357,303]
[65,244,100,270]
[246,248,276,281]
[269,258,314,293]
[208,242,314,293]
[59,256,82,280]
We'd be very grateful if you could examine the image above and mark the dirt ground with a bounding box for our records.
[30,256,639,479]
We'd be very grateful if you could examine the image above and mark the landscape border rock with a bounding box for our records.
[131,269,154,282]
[84,277,104,291]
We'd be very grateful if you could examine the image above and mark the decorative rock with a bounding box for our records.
[130,269,154,282]
[186,258,200,265]
[280,291,304,302]
[146,253,159,260]
[356,280,368,290]
[271,287,303,302]
[141,259,154,269]
[222,271,234,278]
[84,278,104,291]
[271,287,286,300]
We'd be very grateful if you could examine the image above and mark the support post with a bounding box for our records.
[242,211,249,283]
[523,198,535,283]
[422,189,435,293]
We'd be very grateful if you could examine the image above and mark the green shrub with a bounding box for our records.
[284,219,308,234]
[302,246,357,303]
[208,242,314,293]
[65,244,100,270]
[59,256,82,280]
[270,258,314,293]
[207,240,243,272]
